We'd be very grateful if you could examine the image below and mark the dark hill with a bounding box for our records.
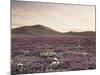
[12,24,61,35]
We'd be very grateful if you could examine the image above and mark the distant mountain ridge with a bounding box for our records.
[65,31,96,36]
[12,24,96,36]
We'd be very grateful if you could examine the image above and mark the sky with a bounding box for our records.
[12,0,95,32]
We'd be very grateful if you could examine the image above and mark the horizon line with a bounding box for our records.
[11,24,96,33]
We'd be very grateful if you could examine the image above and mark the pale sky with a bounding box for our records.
[12,1,95,32]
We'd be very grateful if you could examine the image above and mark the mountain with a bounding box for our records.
[12,24,96,36]
[12,24,61,35]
